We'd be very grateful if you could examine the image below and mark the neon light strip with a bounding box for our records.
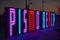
[46,12,48,27]
[10,8,16,36]
[18,9,21,34]
[36,11,40,30]
[42,11,45,28]
[23,9,27,33]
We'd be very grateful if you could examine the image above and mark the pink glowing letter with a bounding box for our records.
[23,9,27,33]
[10,8,16,36]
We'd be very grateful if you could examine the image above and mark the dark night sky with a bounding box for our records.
[0,0,60,15]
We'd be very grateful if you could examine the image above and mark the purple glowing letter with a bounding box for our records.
[36,11,40,30]
[23,9,27,33]
[46,12,48,27]
[10,8,16,36]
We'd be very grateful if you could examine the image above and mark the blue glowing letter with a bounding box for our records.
[42,11,46,29]
[18,9,21,34]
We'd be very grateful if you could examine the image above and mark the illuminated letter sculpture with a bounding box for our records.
[29,10,35,32]
[46,12,48,27]
[10,8,16,36]
[48,12,51,28]
[42,11,46,29]
[18,9,21,34]
[23,9,27,33]
[36,11,40,30]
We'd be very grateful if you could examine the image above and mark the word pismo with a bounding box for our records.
[3,7,55,37]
